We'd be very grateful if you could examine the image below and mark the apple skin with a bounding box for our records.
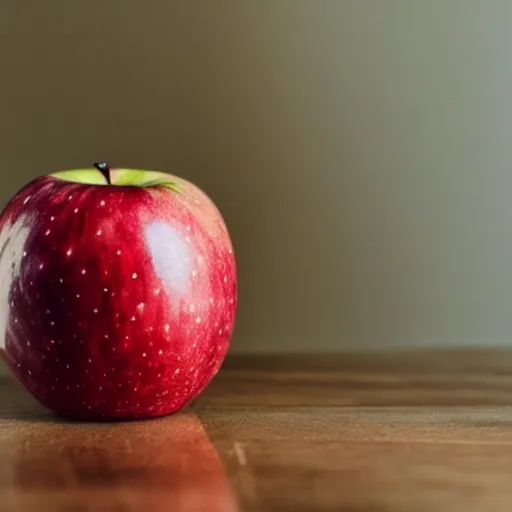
[0,167,237,421]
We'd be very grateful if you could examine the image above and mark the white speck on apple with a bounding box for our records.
[103,288,108,292]
[39,263,44,270]
[189,304,195,312]
[142,352,147,358]
[116,250,121,256]
[93,308,98,314]
[23,196,31,205]
[131,316,136,321]
[174,368,180,375]
[154,288,161,295]
[223,275,227,283]
[81,269,86,275]
[137,303,145,311]
[192,270,197,277]
[50,339,55,344]
[50,216,55,222]
[164,324,170,332]
[45,229,51,236]
[66,248,73,256]
[74,208,79,213]
[96,229,102,236]
[219,329,223,335]
[132,273,138,279]
[195,317,201,324]
[100,200,105,206]
[158,350,163,355]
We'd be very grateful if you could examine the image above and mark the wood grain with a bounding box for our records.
[1,349,512,511]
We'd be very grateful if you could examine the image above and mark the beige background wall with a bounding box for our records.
[2,1,512,353]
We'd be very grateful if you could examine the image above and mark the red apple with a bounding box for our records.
[0,163,237,421]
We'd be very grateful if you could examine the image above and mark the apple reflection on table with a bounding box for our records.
[8,412,239,512]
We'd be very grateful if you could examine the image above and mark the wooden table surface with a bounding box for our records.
[2,349,512,511]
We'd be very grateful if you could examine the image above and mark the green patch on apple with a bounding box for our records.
[111,169,181,192]
[51,169,109,185]
[51,166,181,193]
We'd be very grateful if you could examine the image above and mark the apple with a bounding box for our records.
[0,163,237,421]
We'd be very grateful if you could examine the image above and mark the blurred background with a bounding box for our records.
[2,1,512,354]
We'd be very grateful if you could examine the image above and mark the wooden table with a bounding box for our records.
[2,349,512,511]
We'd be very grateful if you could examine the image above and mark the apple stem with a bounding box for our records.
[94,162,111,184]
